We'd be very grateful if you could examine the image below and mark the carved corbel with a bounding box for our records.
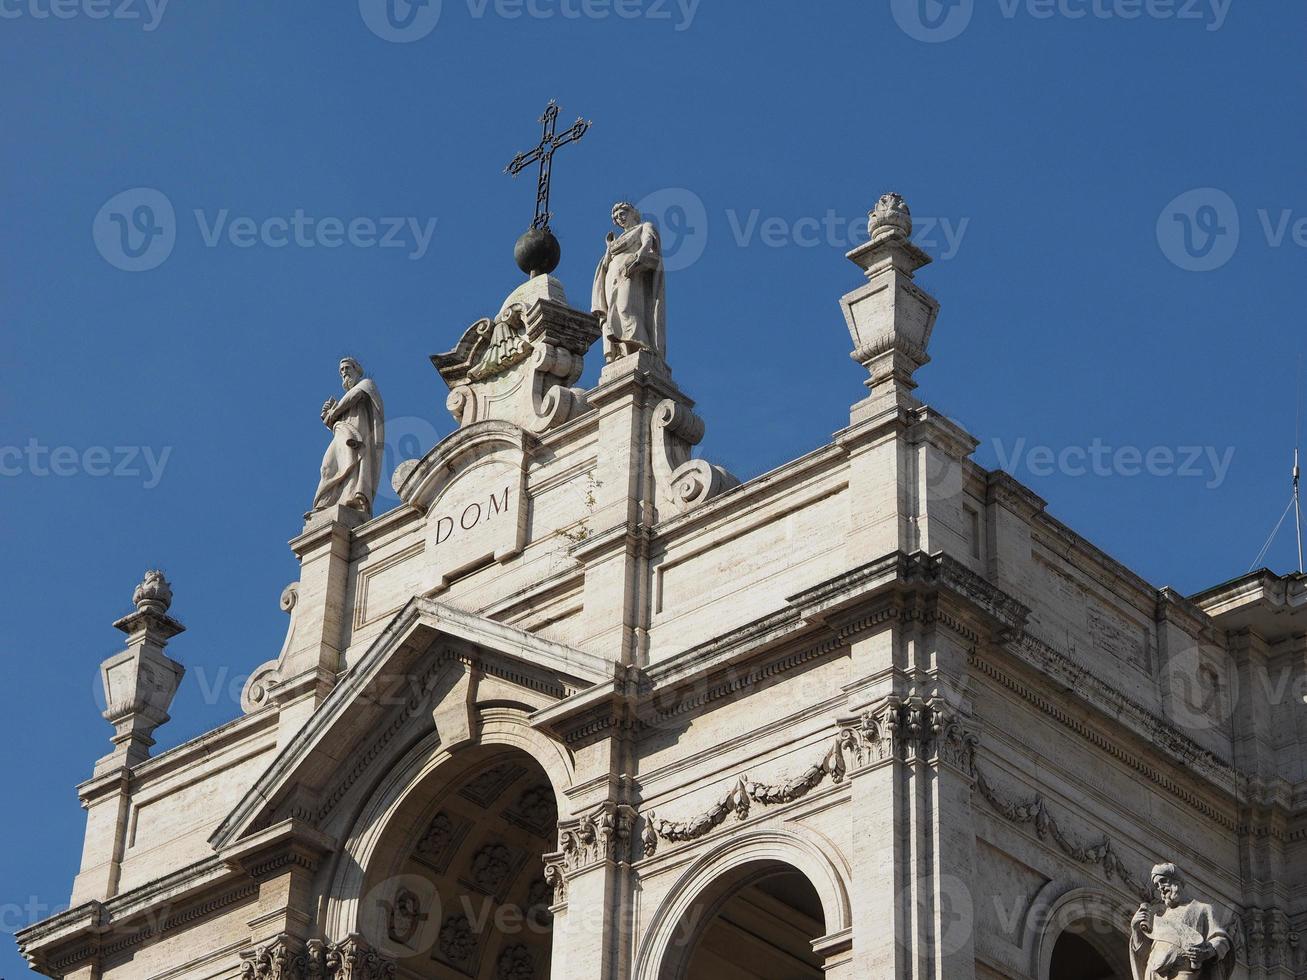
[651,398,739,516]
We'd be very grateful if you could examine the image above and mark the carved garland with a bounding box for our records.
[643,733,852,856]
[971,766,1149,900]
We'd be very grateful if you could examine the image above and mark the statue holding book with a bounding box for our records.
[1130,863,1234,980]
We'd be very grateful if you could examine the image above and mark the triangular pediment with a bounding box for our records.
[209,598,613,855]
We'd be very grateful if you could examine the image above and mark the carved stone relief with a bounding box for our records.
[432,284,600,436]
[495,944,535,980]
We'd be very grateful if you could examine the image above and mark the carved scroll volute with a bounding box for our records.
[528,341,586,433]
[651,398,739,516]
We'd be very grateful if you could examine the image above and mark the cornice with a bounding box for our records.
[974,640,1241,831]
[17,857,254,977]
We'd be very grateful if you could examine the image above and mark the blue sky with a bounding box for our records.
[2,1,1303,973]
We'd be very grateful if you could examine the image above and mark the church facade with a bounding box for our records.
[17,191,1307,980]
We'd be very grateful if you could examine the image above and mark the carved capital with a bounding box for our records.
[839,697,978,775]
[240,935,395,980]
[553,802,637,874]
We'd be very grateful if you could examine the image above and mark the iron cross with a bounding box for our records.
[504,101,592,231]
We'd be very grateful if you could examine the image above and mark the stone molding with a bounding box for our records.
[973,639,1240,831]
[239,934,396,980]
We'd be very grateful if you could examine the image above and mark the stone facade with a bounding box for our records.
[17,193,1307,980]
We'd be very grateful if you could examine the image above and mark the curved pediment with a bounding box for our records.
[208,598,613,858]
[393,420,538,514]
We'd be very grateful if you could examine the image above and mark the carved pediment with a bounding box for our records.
[209,600,614,853]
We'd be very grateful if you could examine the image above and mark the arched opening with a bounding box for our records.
[1048,926,1130,980]
[668,860,827,980]
[358,745,559,979]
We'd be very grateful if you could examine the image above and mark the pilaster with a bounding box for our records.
[274,504,365,746]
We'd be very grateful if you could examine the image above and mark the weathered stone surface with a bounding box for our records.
[18,190,1307,980]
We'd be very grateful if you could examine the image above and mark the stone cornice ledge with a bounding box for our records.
[645,552,909,694]
[16,855,247,974]
[642,551,1029,704]
[980,631,1242,808]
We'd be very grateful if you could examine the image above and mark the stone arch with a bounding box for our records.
[322,707,574,945]
[633,829,851,980]
[1028,884,1133,980]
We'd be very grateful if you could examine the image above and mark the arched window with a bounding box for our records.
[1030,887,1133,980]
[1049,929,1129,980]
[667,860,827,979]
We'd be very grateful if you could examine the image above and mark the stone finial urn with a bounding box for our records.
[842,192,940,408]
[98,570,186,768]
[132,569,173,614]
[867,192,913,245]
